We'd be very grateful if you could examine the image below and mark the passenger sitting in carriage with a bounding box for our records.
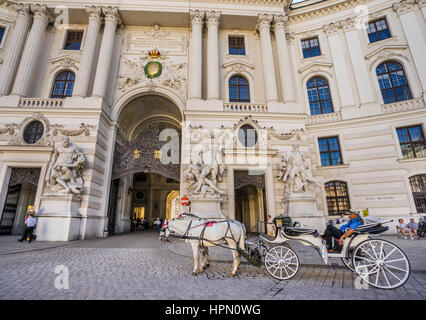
[320,211,363,253]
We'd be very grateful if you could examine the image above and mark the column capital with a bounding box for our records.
[341,17,356,32]
[393,0,417,15]
[13,3,31,21]
[190,10,204,26]
[30,4,53,23]
[273,14,288,31]
[102,6,121,25]
[419,0,426,8]
[86,6,103,23]
[323,21,342,36]
[286,32,295,44]
[257,13,273,31]
[206,10,220,27]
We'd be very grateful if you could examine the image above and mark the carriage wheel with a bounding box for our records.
[341,249,355,272]
[264,246,299,280]
[352,239,410,289]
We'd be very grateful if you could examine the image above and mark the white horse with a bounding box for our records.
[160,214,246,277]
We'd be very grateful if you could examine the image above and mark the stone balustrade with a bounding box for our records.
[18,98,64,108]
[381,98,425,114]
[223,103,268,112]
[307,111,342,124]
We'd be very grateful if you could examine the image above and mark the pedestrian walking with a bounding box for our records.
[18,208,37,243]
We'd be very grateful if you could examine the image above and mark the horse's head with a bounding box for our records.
[159,220,171,243]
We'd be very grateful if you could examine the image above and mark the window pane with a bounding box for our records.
[64,31,83,50]
[0,27,5,45]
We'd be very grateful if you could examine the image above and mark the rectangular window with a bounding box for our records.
[318,137,343,166]
[64,31,83,50]
[228,36,245,55]
[396,125,426,159]
[301,37,321,58]
[0,27,5,46]
[367,18,391,43]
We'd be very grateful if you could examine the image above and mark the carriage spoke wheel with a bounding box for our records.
[264,246,299,280]
[352,239,410,289]
[341,249,355,272]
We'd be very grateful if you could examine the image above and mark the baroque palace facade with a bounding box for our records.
[0,0,425,241]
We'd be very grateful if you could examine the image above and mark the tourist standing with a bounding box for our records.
[18,209,37,243]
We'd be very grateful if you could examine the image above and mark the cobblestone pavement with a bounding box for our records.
[0,231,425,300]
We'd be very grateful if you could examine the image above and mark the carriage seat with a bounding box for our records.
[353,222,389,235]
[284,227,319,237]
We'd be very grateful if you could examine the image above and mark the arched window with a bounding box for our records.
[325,181,350,215]
[51,71,75,99]
[307,77,334,115]
[229,75,250,102]
[409,175,426,213]
[376,61,412,104]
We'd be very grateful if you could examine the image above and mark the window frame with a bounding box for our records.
[62,29,85,51]
[396,125,426,159]
[228,75,250,103]
[366,18,391,44]
[409,174,426,213]
[324,181,351,216]
[318,136,344,167]
[22,121,45,145]
[307,76,334,115]
[301,37,321,59]
[0,24,10,50]
[50,70,76,99]
[376,61,412,104]
[228,35,246,56]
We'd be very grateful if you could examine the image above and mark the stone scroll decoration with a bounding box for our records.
[45,137,85,195]
[277,142,321,194]
[111,124,180,181]
[51,123,96,137]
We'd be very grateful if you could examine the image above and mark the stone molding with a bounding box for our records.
[323,22,342,36]
[50,55,80,72]
[393,0,418,15]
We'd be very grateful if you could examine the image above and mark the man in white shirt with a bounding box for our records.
[18,211,37,243]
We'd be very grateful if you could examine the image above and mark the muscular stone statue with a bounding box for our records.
[184,144,225,196]
[278,142,320,193]
[46,137,85,195]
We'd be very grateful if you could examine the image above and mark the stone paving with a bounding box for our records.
[0,231,425,300]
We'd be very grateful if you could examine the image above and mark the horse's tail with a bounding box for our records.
[238,223,246,251]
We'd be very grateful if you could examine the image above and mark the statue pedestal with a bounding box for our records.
[36,194,82,241]
[189,195,226,219]
[283,192,326,232]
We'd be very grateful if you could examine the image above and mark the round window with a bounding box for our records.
[135,191,145,200]
[23,121,44,144]
[238,125,258,148]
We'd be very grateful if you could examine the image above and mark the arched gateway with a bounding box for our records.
[106,94,182,235]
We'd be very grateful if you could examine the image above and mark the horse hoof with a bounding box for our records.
[230,273,236,277]
[199,268,204,273]
[192,272,197,276]
[206,264,210,268]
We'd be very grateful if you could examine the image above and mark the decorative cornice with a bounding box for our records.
[50,55,80,70]
[206,10,220,27]
[364,45,409,61]
[298,61,333,77]
[223,59,255,70]
[323,21,342,36]
[393,0,417,16]
[102,6,121,25]
[340,17,356,32]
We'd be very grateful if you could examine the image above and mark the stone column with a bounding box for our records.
[73,6,102,97]
[273,14,296,103]
[206,11,220,100]
[265,162,276,218]
[92,7,121,98]
[394,0,426,97]
[188,10,204,100]
[257,14,278,103]
[11,4,51,97]
[0,4,32,96]
[419,0,426,20]
[323,22,357,108]
[341,18,376,106]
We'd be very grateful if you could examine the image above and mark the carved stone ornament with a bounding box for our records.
[8,113,54,147]
[45,137,85,195]
[112,124,180,181]
[0,123,19,135]
[323,22,342,36]
[50,56,80,72]
[277,142,320,194]
[30,4,53,23]
[51,123,96,136]
[86,6,102,23]
[102,6,122,25]
[206,11,220,26]
[269,128,305,141]
[118,51,187,99]
[9,168,41,187]
[257,13,273,30]
[184,143,225,197]
[234,171,265,190]
[190,10,204,25]
[393,0,417,15]
[13,3,31,20]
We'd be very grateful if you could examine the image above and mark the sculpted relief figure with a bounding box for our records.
[46,137,85,195]
[184,144,225,196]
[278,143,320,193]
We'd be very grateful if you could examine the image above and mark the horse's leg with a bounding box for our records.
[205,247,210,268]
[191,241,199,276]
[226,239,239,277]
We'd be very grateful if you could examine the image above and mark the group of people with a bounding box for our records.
[131,217,164,232]
[397,217,425,239]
